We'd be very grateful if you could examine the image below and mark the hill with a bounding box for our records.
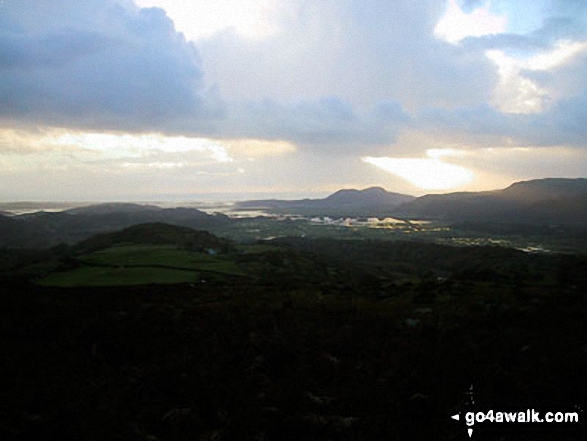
[2,203,232,248]
[65,203,163,215]
[397,178,587,225]
[74,222,232,253]
[0,214,53,248]
[236,187,415,216]
[33,224,239,287]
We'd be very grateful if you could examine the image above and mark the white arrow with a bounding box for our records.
[451,414,460,421]
[468,428,473,438]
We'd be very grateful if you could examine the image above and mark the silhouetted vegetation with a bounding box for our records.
[1,222,586,439]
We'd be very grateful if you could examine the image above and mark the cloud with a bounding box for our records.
[460,0,587,52]
[0,0,220,133]
[1,0,584,151]
[223,139,297,158]
[521,44,587,104]
[135,0,279,41]
[458,0,486,13]
[414,86,587,150]
[411,0,587,150]
[532,91,587,146]
[434,0,507,44]
[219,97,411,154]
[198,0,498,111]
[0,0,463,153]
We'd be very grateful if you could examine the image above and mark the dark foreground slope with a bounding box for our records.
[1,227,586,440]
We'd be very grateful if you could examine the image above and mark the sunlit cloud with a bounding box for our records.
[525,41,587,71]
[43,132,233,163]
[0,129,83,155]
[223,139,297,159]
[434,0,507,44]
[486,41,587,114]
[122,162,187,169]
[134,0,278,41]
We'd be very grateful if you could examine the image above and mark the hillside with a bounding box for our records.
[0,214,53,248]
[397,178,587,225]
[74,222,232,253]
[65,203,163,215]
[2,204,232,248]
[236,187,415,216]
[236,178,587,225]
[34,224,240,287]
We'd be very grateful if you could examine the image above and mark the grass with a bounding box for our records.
[235,243,281,254]
[38,244,247,287]
[79,244,245,276]
[38,266,200,287]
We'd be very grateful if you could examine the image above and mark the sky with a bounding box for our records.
[1,0,587,200]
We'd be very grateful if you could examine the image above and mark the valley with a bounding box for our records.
[1,179,587,440]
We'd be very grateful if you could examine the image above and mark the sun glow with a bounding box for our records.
[223,139,297,158]
[363,156,474,190]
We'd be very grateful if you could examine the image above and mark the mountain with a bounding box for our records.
[236,187,415,216]
[65,203,162,215]
[3,204,231,248]
[323,187,414,206]
[500,178,587,201]
[397,178,587,225]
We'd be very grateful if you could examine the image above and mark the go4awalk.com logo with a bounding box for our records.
[450,385,585,438]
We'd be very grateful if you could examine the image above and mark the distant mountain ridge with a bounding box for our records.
[236,187,415,216]
[65,203,163,215]
[501,178,587,201]
[397,178,587,225]
[2,178,587,249]
[236,178,587,225]
[0,203,230,249]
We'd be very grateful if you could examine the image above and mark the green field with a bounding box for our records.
[39,266,200,287]
[38,244,246,287]
[80,244,245,275]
